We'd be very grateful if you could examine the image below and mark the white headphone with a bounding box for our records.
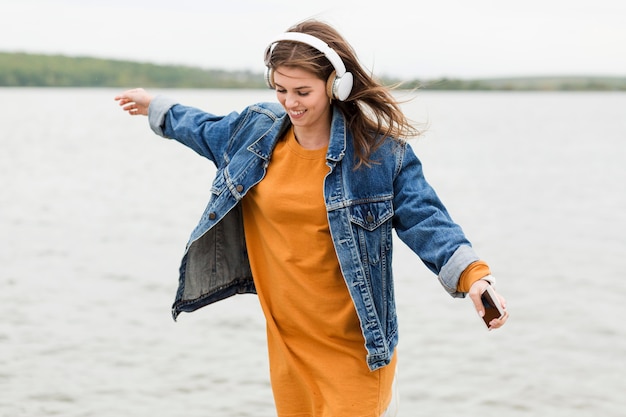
[263,32,354,101]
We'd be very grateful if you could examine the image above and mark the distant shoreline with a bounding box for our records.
[1,52,625,91]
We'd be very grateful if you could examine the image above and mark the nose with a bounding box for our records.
[284,93,299,108]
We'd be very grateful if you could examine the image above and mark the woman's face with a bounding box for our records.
[272,66,331,132]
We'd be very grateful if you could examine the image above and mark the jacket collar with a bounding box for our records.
[326,106,348,162]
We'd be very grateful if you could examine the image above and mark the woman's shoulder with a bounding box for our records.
[370,134,408,158]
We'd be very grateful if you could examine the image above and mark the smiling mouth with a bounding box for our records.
[290,110,306,117]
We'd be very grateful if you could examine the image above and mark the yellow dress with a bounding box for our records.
[242,128,396,417]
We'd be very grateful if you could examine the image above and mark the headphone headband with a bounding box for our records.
[264,32,347,76]
[263,31,353,101]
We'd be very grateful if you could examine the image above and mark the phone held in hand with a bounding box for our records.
[481,285,504,327]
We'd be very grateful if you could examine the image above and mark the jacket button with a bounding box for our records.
[366,213,374,223]
[208,212,216,220]
[236,184,244,193]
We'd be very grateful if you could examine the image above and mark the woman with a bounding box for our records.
[115,19,508,417]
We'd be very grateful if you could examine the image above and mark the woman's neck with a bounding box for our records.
[292,115,332,150]
[293,130,329,150]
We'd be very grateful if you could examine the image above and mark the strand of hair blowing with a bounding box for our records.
[338,78,420,168]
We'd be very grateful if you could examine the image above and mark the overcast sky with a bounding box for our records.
[1,0,625,79]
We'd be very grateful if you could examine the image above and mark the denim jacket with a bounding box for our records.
[148,95,480,371]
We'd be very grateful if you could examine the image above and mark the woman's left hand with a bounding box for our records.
[469,279,509,330]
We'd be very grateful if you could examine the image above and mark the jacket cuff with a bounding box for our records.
[438,245,480,298]
[148,95,179,137]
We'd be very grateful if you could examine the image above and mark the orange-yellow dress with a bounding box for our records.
[242,128,396,417]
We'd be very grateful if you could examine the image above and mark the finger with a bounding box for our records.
[489,310,509,330]
[469,281,489,317]
[474,298,485,318]
[114,90,139,103]
[114,94,132,103]
[120,102,137,112]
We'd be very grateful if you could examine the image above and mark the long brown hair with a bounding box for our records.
[266,19,421,167]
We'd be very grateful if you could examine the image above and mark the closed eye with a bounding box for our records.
[276,88,311,97]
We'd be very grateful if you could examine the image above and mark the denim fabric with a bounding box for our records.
[148,95,478,371]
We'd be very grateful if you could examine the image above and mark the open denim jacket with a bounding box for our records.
[148,96,479,371]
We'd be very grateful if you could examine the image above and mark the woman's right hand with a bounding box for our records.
[114,88,154,116]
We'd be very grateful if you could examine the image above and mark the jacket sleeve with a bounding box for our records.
[148,95,245,166]
[392,142,479,297]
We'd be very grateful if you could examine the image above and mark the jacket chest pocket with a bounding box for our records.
[348,200,394,265]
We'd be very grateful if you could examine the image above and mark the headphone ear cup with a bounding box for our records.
[326,70,353,101]
[264,67,275,89]
[333,72,353,102]
[325,71,337,99]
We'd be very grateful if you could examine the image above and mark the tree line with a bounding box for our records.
[0,52,263,88]
[1,52,625,91]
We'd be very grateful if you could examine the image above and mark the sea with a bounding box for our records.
[1,88,625,417]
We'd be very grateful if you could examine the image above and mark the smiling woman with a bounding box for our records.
[114,18,508,417]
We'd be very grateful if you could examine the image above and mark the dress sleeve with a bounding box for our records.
[456,260,491,293]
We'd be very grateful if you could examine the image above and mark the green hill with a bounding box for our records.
[1,52,625,90]
[413,76,626,91]
[0,52,264,88]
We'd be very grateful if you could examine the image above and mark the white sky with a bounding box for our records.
[1,0,625,79]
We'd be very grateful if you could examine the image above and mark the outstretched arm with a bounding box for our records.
[114,88,154,116]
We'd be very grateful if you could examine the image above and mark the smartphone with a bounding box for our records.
[481,285,504,327]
